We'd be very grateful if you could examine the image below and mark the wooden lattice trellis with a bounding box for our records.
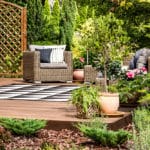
[0,0,26,77]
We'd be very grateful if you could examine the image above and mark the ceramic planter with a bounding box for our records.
[73,69,84,81]
[99,93,119,114]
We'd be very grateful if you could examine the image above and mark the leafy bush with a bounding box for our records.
[0,118,46,136]
[114,73,150,103]
[41,142,57,150]
[130,107,150,150]
[71,85,99,114]
[77,118,131,147]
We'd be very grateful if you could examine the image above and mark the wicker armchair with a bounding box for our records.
[23,51,73,83]
[84,65,97,83]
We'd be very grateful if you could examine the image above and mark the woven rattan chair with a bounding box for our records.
[84,65,97,83]
[23,50,73,83]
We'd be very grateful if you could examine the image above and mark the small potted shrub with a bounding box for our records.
[73,57,85,81]
[99,85,119,114]
[70,85,99,118]
[79,13,132,114]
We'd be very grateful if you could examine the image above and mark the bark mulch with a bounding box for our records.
[0,125,133,150]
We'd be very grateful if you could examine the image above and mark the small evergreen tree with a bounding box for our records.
[35,0,44,41]
[50,0,60,44]
[27,0,37,44]
[42,0,51,41]
[60,0,77,50]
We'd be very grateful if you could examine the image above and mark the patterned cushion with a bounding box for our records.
[35,48,52,63]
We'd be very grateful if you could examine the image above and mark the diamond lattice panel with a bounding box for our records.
[0,1,26,75]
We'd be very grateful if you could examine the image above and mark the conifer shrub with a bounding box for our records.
[131,107,150,150]
[77,118,131,147]
[0,118,46,136]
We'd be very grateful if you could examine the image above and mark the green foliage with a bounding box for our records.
[131,107,150,150]
[49,0,60,44]
[73,57,86,69]
[42,0,51,41]
[32,41,53,45]
[5,0,27,6]
[133,107,150,131]
[77,118,131,147]
[60,0,77,50]
[27,0,44,44]
[114,73,150,103]
[116,0,150,49]
[80,13,131,92]
[71,85,99,115]
[0,52,22,74]
[107,60,122,80]
[0,127,11,149]
[0,118,46,136]
[75,0,114,17]
[139,94,150,106]
[41,142,58,150]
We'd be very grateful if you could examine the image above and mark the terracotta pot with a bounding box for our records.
[99,93,119,114]
[73,69,84,81]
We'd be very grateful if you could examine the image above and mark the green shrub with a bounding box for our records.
[0,118,46,136]
[41,142,57,150]
[71,85,99,117]
[114,73,150,103]
[131,107,150,150]
[77,118,131,147]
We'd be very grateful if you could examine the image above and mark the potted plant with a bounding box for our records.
[79,13,132,114]
[70,85,99,118]
[73,57,85,81]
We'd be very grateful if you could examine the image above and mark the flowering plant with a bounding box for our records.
[73,57,85,69]
[126,67,147,79]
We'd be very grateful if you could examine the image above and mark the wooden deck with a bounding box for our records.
[0,78,134,130]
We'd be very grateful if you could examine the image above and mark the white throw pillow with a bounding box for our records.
[44,45,66,63]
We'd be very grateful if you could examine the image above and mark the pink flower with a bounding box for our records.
[79,57,84,63]
[133,69,140,74]
[126,71,135,79]
[140,67,147,72]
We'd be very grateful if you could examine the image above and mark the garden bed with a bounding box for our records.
[1,125,132,150]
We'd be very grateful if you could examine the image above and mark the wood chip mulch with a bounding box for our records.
[0,125,133,150]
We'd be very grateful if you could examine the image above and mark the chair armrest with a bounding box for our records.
[23,51,40,82]
[64,51,73,69]
[84,65,97,83]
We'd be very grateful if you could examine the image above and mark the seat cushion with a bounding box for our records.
[35,48,52,63]
[40,62,68,69]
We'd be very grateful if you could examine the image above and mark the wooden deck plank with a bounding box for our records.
[0,78,133,130]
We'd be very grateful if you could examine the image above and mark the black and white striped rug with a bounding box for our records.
[0,84,79,102]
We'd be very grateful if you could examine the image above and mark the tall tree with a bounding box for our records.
[42,0,51,41]
[50,0,60,43]
[59,0,77,50]
[27,0,44,44]
[27,0,37,44]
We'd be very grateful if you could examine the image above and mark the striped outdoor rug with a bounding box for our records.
[0,84,79,102]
